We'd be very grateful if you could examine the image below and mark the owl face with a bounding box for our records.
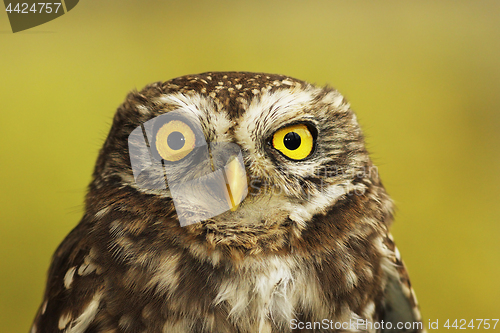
[91,72,371,253]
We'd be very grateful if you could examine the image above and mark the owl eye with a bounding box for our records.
[155,120,196,162]
[272,123,314,160]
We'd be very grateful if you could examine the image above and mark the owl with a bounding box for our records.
[31,72,424,333]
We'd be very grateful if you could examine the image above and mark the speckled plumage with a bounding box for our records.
[31,72,423,333]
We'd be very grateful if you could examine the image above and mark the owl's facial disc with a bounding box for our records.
[124,80,367,231]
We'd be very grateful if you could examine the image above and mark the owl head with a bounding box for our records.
[88,72,380,258]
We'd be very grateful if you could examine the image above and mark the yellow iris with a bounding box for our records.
[155,120,196,162]
[272,124,314,160]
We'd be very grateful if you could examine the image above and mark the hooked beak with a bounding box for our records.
[223,157,248,211]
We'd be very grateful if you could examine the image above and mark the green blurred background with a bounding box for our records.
[1,1,499,332]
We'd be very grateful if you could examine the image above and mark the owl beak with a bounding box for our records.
[223,157,248,212]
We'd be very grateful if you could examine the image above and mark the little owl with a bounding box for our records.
[31,72,423,333]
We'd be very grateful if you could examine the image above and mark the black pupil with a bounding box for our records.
[283,132,301,150]
[167,131,185,150]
